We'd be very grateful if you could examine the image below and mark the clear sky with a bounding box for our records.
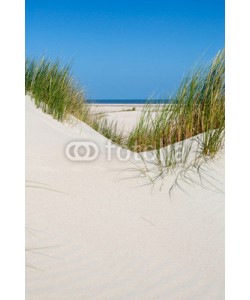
[26,0,225,99]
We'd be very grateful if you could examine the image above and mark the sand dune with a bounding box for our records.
[26,96,224,300]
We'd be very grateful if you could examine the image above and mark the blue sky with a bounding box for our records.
[26,0,225,99]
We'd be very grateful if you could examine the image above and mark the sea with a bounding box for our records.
[87,99,171,104]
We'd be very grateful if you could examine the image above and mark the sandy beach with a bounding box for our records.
[25,95,224,299]
[91,104,144,133]
[91,104,155,133]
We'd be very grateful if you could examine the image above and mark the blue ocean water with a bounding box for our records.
[87,99,171,104]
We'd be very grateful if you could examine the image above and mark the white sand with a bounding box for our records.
[91,104,161,133]
[91,104,144,133]
[26,96,224,300]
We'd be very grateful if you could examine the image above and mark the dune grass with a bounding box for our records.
[25,57,124,143]
[126,50,225,190]
[25,57,92,121]
[127,50,225,155]
[26,51,225,190]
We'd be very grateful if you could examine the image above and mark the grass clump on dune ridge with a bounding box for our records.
[127,50,225,157]
[25,57,123,144]
[127,50,225,190]
[25,57,91,121]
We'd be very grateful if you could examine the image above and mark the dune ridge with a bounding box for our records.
[26,95,224,300]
